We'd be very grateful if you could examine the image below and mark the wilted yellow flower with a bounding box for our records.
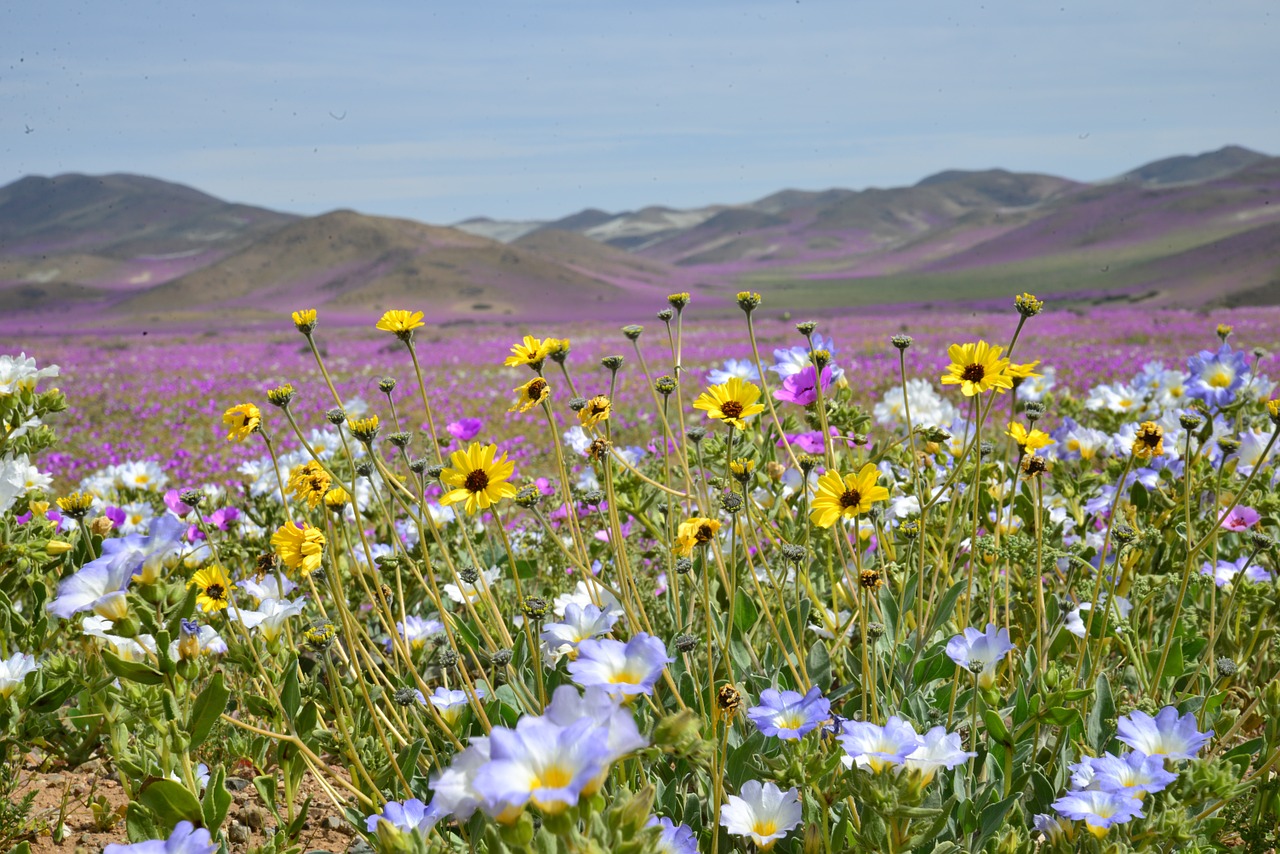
[510,377,551,413]
[809,464,889,528]
[673,516,721,556]
[188,565,235,612]
[940,341,1013,396]
[291,309,318,334]
[545,338,571,363]
[504,335,551,369]
[376,310,425,336]
[439,442,518,515]
[693,377,765,430]
[272,520,326,576]
[287,461,332,510]
[222,403,261,442]
[1133,421,1165,458]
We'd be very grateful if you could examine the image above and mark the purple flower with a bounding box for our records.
[473,716,609,818]
[447,418,483,442]
[567,633,672,697]
[103,821,217,854]
[838,716,921,773]
[104,506,126,528]
[945,623,1015,688]
[1219,505,1259,531]
[647,816,698,854]
[746,686,830,740]
[365,798,440,835]
[164,489,193,518]
[1116,706,1213,759]
[208,506,240,530]
[48,550,136,620]
[543,685,648,765]
[1187,344,1248,408]
[1069,751,1178,797]
[1051,789,1144,838]
[773,366,831,406]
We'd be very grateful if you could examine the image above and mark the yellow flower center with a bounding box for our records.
[608,669,642,685]
[753,819,779,838]
[535,765,573,790]
[1207,367,1233,388]
[464,469,490,493]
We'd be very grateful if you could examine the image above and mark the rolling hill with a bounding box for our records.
[1,145,1277,332]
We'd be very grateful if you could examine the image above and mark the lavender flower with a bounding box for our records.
[1069,751,1177,797]
[103,821,217,854]
[838,716,921,773]
[365,798,441,835]
[707,358,760,386]
[945,623,1014,688]
[472,716,610,818]
[746,686,830,740]
[1115,707,1213,759]
[903,725,975,783]
[540,602,621,658]
[567,633,671,697]
[648,816,698,854]
[1051,789,1144,838]
[1187,344,1248,407]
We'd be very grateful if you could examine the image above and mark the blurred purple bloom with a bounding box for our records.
[773,366,831,406]
[364,798,441,835]
[1219,505,1259,531]
[447,418,483,441]
[103,820,216,854]
[1187,344,1248,408]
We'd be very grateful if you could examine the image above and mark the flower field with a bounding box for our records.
[3,294,1280,852]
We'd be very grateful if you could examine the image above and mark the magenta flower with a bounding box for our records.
[447,418,483,441]
[773,366,831,406]
[1219,505,1259,531]
[164,489,193,518]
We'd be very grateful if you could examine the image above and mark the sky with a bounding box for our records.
[4,0,1277,224]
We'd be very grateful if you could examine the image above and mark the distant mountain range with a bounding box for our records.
[2,145,1277,331]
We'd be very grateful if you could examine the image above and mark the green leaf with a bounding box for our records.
[977,793,1021,845]
[1087,673,1115,753]
[101,648,165,685]
[200,766,232,833]
[928,581,966,638]
[253,775,279,822]
[188,673,230,750]
[732,589,758,635]
[138,779,203,831]
[982,709,1012,744]
[806,641,831,690]
[1042,706,1081,728]
[125,802,161,842]
[280,655,301,722]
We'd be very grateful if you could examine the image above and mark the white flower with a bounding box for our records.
[444,568,501,604]
[904,726,974,783]
[541,603,621,658]
[1018,365,1057,402]
[553,580,620,618]
[0,352,59,396]
[237,574,299,603]
[1065,595,1133,638]
[719,780,802,850]
[874,378,958,430]
[233,598,307,642]
[0,454,52,514]
[0,653,37,697]
[563,426,593,456]
[114,460,169,492]
[707,358,760,386]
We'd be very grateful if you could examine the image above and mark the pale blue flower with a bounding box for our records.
[719,780,802,850]
[365,798,441,834]
[647,816,698,854]
[1051,789,1144,838]
[1187,344,1248,408]
[1116,706,1212,759]
[838,716,921,773]
[103,821,217,854]
[903,725,975,783]
[473,716,610,817]
[568,633,671,697]
[746,686,830,740]
[1069,751,1177,797]
[707,358,760,386]
[945,623,1014,688]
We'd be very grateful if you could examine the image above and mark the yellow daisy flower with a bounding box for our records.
[692,376,766,430]
[578,395,611,429]
[809,463,889,528]
[940,341,1014,396]
[510,377,551,413]
[188,565,235,612]
[673,516,721,556]
[1006,360,1042,383]
[271,520,326,576]
[222,403,261,443]
[287,460,332,509]
[291,309,317,334]
[376,310,425,335]
[439,442,518,515]
[545,338,571,363]
[323,486,350,511]
[504,335,551,369]
[1006,421,1054,453]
